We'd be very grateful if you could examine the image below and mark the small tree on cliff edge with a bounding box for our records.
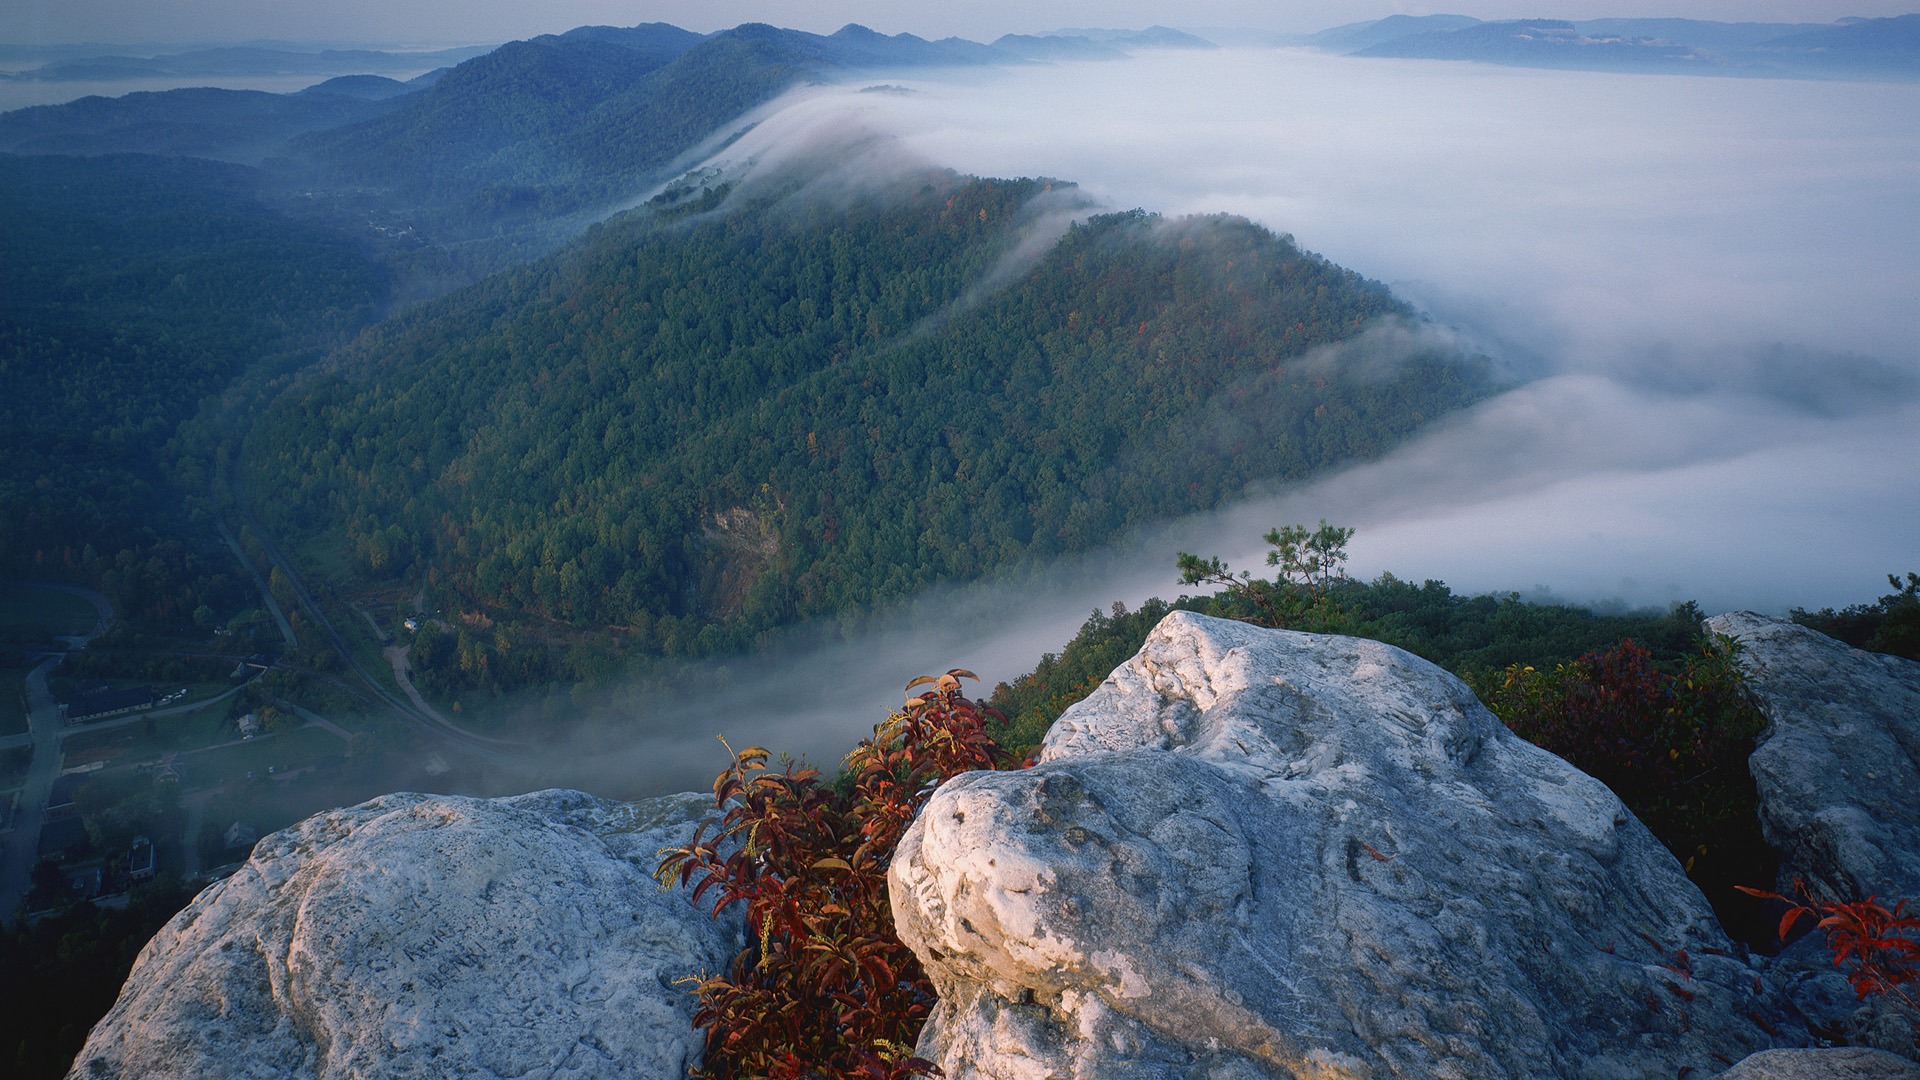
[1177,519,1354,629]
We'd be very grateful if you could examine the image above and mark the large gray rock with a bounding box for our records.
[891,611,1804,1078]
[1719,1047,1920,1079]
[1705,611,1920,1063]
[69,789,740,1080]
[1703,611,1920,902]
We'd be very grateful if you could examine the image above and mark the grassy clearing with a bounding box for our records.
[191,727,342,786]
[0,745,32,787]
[57,691,243,769]
[0,584,96,639]
[0,666,29,737]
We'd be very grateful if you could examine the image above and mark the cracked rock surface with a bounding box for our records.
[891,611,1806,1078]
[68,789,739,1080]
[1706,612,1920,1063]
[1704,611,1920,902]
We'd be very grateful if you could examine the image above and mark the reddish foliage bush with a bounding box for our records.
[1739,883,1920,1011]
[1475,638,1765,861]
[1471,637,1776,945]
[657,670,1023,1079]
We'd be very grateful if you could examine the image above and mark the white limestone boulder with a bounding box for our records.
[68,789,740,1080]
[891,611,1805,1078]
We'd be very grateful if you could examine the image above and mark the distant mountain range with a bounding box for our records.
[1307,13,1920,79]
[0,22,1230,272]
[0,43,495,82]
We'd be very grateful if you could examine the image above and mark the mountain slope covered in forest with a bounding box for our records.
[0,153,385,607]
[243,173,1493,668]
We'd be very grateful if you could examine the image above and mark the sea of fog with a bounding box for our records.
[532,49,1919,797]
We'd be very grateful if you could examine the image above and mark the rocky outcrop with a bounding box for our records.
[1706,611,1920,1063]
[1728,1045,1920,1076]
[1719,1047,1920,1079]
[1703,611,1920,902]
[890,611,1804,1078]
[75,609,1915,1078]
[67,789,741,1080]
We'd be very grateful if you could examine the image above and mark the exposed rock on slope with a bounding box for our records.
[1706,611,1920,1062]
[67,789,741,1080]
[1718,1046,1920,1079]
[1704,611,1920,901]
[890,611,1804,1078]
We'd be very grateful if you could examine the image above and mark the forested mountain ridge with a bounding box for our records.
[273,22,1019,240]
[0,85,415,162]
[244,173,1494,673]
[0,153,385,615]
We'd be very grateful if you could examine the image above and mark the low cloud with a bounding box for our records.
[491,47,1920,799]
[681,48,1918,606]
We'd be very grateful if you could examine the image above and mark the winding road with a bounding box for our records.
[224,476,523,760]
[0,583,114,923]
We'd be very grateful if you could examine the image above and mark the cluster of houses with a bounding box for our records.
[30,771,162,913]
[29,758,261,916]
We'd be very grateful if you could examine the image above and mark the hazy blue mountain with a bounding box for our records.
[0,85,415,161]
[822,23,1004,65]
[1328,13,1917,79]
[990,34,1129,61]
[1761,13,1920,51]
[1572,18,1806,49]
[271,21,1024,246]
[1356,19,1714,72]
[1304,14,1484,52]
[8,43,493,81]
[299,74,415,101]
[281,31,699,197]
[1749,15,1920,76]
[1043,26,1219,49]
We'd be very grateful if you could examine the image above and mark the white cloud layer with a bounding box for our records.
[523,48,1919,797]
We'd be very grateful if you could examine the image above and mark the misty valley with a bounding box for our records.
[2,12,1917,1079]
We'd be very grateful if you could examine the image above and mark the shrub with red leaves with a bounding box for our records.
[1472,637,1775,945]
[1738,881,1920,1046]
[1478,639,1762,833]
[657,670,1023,1079]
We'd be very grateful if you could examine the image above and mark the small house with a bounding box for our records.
[129,836,156,881]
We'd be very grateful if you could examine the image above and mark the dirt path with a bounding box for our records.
[383,645,454,731]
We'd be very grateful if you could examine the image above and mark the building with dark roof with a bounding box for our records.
[62,685,157,723]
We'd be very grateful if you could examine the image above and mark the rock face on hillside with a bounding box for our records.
[889,611,1805,1078]
[67,789,741,1080]
[1718,1047,1920,1079]
[1705,611,1920,1062]
[1704,611,1920,902]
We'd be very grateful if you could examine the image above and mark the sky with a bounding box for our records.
[2,0,1915,46]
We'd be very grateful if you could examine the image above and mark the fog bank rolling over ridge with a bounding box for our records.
[681,50,1917,607]
[515,46,1920,797]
